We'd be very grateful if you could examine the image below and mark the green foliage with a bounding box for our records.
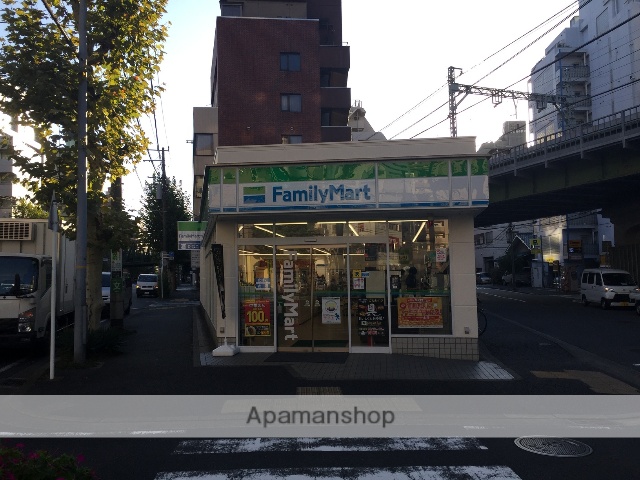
[138,174,192,258]
[11,197,48,219]
[0,0,169,248]
[0,441,97,479]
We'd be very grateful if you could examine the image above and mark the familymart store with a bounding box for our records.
[199,138,488,360]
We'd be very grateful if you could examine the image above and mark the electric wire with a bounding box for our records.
[412,10,640,139]
[465,1,586,87]
[464,1,581,74]
[394,2,583,140]
[369,2,583,140]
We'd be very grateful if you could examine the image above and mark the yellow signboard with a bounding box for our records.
[398,297,443,328]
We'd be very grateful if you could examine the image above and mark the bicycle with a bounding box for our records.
[477,301,487,336]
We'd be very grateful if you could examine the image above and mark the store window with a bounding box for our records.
[238,244,275,347]
[388,219,452,335]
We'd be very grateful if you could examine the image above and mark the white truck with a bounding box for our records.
[0,218,75,348]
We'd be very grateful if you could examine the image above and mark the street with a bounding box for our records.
[6,436,640,480]
[3,285,640,395]
[3,285,640,479]
[477,285,640,391]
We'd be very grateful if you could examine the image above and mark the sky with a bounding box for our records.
[124,0,580,215]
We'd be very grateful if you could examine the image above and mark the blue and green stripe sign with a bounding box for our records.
[208,159,488,213]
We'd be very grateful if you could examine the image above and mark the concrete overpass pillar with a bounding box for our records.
[602,201,640,246]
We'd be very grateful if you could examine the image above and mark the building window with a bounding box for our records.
[221,4,242,16]
[280,53,300,71]
[281,135,302,144]
[281,94,302,112]
[195,176,204,198]
[194,133,214,156]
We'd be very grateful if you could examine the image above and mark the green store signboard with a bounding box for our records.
[207,158,488,213]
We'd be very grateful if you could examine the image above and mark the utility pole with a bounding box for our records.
[448,67,462,138]
[110,176,125,327]
[145,147,168,298]
[447,66,568,138]
[508,223,517,291]
[74,0,87,363]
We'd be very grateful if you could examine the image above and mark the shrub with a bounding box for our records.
[0,442,97,479]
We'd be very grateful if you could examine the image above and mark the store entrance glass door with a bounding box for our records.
[276,245,349,352]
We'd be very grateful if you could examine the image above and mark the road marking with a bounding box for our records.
[173,438,488,454]
[155,466,522,480]
[0,360,24,374]
[297,386,342,395]
[531,370,639,394]
[478,292,527,303]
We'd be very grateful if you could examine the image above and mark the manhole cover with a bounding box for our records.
[514,437,592,457]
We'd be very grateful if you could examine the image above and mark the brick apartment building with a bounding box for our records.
[193,0,351,217]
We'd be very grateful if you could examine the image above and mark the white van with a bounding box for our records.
[580,268,639,309]
[136,273,159,298]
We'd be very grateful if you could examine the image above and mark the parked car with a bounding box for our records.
[580,268,638,310]
[102,271,132,316]
[136,273,160,298]
[476,272,492,285]
[632,290,640,316]
[502,267,531,286]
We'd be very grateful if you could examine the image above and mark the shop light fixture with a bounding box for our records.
[412,222,426,243]
[254,225,285,237]
[348,224,359,236]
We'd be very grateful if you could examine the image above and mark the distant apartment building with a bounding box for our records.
[473,2,636,281]
[193,0,351,219]
[0,109,40,217]
[529,1,640,138]
[349,100,386,141]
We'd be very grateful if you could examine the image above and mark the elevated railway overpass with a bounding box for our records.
[475,105,640,248]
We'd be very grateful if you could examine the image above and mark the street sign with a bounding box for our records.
[111,250,122,272]
[111,276,123,293]
[177,221,207,251]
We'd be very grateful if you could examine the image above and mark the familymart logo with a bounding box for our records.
[243,183,373,205]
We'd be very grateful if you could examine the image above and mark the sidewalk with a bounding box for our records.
[18,284,521,395]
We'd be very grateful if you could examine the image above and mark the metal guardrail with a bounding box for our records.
[489,105,640,175]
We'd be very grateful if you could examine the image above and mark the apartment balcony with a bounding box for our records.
[556,65,590,84]
[566,212,598,228]
[568,96,592,111]
[321,87,351,110]
[319,45,350,71]
[321,125,351,142]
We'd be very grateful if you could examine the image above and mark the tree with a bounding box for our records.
[0,0,168,330]
[12,197,48,218]
[139,174,192,291]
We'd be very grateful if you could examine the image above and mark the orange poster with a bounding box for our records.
[397,297,443,328]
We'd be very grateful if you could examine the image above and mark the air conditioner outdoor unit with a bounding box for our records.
[0,221,33,241]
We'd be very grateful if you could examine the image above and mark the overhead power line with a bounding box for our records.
[412,9,640,139]
[380,1,585,140]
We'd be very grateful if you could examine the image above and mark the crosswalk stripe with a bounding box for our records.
[155,465,522,480]
[173,437,488,454]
